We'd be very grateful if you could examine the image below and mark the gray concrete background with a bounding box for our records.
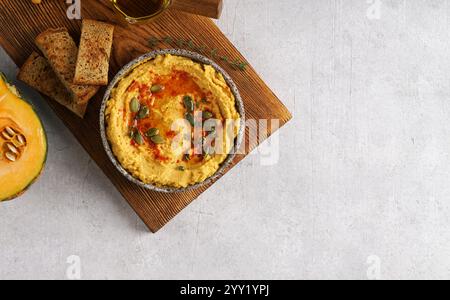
[1,0,449,280]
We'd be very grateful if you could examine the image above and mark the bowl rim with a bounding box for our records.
[99,49,246,193]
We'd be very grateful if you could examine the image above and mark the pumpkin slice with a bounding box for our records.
[0,73,47,202]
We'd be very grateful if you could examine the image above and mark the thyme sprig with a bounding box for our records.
[148,36,249,71]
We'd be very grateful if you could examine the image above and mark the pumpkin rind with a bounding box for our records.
[0,73,48,202]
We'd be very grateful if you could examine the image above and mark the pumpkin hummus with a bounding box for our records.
[105,54,241,188]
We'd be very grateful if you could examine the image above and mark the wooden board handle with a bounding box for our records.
[170,0,223,19]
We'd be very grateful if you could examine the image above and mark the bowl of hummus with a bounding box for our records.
[100,49,245,193]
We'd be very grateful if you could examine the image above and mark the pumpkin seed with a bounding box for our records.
[5,152,16,162]
[150,134,165,144]
[183,96,194,112]
[137,105,150,119]
[133,131,145,145]
[6,143,18,154]
[5,126,15,136]
[16,135,26,146]
[151,84,163,93]
[177,166,186,171]
[145,128,159,137]
[1,131,13,140]
[203,111,213,119]
[185,112,195,127]
[130,97,140,113]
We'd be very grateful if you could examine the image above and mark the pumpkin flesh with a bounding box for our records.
[0,75,47,201]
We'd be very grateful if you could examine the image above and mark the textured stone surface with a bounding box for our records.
[1,0,449,279]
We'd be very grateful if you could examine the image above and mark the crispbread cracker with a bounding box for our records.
[35,28,99,104]
[18,52,88,118]
[74,19,114,86]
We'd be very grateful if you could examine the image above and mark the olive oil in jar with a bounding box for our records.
[112,0,171,18]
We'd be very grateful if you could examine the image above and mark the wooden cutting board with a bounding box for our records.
[0,0,292,232]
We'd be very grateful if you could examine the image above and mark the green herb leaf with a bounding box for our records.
[176,39,185,47]
[196,45,207,53]
[149,37,159,48]
[187,40,195,49]
[237,62,248,71]
[145,36,248,72]
[163,36,173,44]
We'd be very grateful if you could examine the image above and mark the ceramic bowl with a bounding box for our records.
[100,49,245,193]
